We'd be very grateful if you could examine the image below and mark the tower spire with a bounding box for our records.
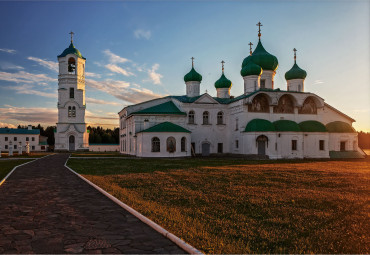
[191,57,194,68]
[221,60,225,74]
[256,21,263,40]
[69,31,74,43]
[248,42,253,55]
[293,48,297,63]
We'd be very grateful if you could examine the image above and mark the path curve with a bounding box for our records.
[0,154,186,254]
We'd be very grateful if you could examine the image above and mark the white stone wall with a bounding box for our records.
[186,81,200,97]
[0,134,40,151]
[89,144,119,152]
[287,79,304,92]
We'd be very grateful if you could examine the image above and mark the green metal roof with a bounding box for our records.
[214,73,232,89]
[329,151,364,159]
[0,128,40,135]
[58,43,86,59]
[138,122,191,133]
[241,61,262,77]
[245,119,275,132]
[299,121,327,132]
[241,55,253,68]
[250,40,278,71]
[285,62,307,80]
[326,121,356,133]
[132,101,186,115]
[273,120,301,132]
[184,67,202,82]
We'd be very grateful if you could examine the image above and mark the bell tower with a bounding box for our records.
[55,32,89,151]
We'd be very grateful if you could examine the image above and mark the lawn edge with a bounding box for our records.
[65,156,203,255]
[0,154,53,186]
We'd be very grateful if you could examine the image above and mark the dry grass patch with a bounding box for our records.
[68,158,370,254]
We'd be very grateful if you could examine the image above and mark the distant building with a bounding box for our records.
[0,125,48,152]
[118,24,365,159]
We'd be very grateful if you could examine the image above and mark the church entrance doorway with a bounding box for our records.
[202,142,210,156]
[69,135,75,151]
[256,135,268,156]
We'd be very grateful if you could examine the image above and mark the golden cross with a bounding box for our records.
[256,21,263,39]
[221,60,225,73]
[248,42,253,55]
[293,48,297,63]
[69,31,74,43]
[191,57,194,68]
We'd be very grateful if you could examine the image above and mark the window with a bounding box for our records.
[319,140,325,150]
[68,106,72,117]
[14,137,17,141]
[292,140,297,151]
[70,88,74,99]
[167,137,176,153]
[72,106,76,117]
[260,79,266,89]
[188,111,195,124]
[68,57,76,74]
[181,137,186,152]
[5,145,8,149]
[203,111,209,125]
[5,137,8,141]
[340,141,346,151]
[235,118,239,131]
[235,140,239,149]
[218,143,223,153]
[32,137,35,142]
[217,112,223,125]
[26,137,29,141]
[14,145,17,150]
[152,137,160,152]
[32,146,35,150]
[254,80,257,91]
[191,142,195,154]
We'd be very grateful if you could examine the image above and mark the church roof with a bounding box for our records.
[184,67,202,82]
[248,40,278,71]
[273,120,301,132]
[58,42,86,59]
[0,128,40,135]
[285,62,307,80]
[245,119,275,132]
[214,73,232,89]
[299,121,327,132]
[137,122,191,133]
[326,121,356,133]
[132,101,186,115]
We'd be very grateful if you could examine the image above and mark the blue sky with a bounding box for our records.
[0,1,369,131]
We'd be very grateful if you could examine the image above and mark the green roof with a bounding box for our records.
[329,151,364,159]
[273,120,301,132]
[0,128,40,135]
[249,40,278,71]
[214,73,232,89]
[39,141,48,145]
[58,42,86,59]
[138,122,191,133]
[184,67,202,82]
[241,55,253,68]
[132,101,186,115]
[245,119,275,132]
[326,121,356,133]
[299,121,327,132]
[241,61,262,77]
[285,62,307,80]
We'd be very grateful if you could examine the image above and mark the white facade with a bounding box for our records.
[0,126,44,152]
[54,41,89,151]
[89,144,120,152]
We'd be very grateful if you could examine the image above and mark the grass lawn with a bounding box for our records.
[0,159,33,180]
[67,157,370,254]
[71,151,129,157]
[0,152,52,158]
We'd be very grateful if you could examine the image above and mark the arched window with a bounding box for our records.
[217,111,223,125]
[248,94,270,113]
[166,137,176,153]
[188,110,195,124]
[68,57,76,74]
[152,137,160,152]
[298,97,317,114]
[70,88,74,99]
[181,137,186,152]
[68,106,72,117]
[203,111,209,125]
[273,94,294,114]
[235,118,239,130]
[72,106,76,117]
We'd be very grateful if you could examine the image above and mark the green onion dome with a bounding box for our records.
[214,73,232,89]
[240,61,263,77]
[285,62,307,80]
[249,40,278,71]
[58,43,85,59]
[241,55,253,68]
[184,67,202,82]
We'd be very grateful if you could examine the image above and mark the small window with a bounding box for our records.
[235,118,239,131]
[70,88,74,99]
[217,112,223,125]
[5,137,8,141]
[68,57,76,74]
[68,106,72,117]
[14,145,17,149]
[181,137,186,152]
[191,142,195,154]
[292,140,297,151]
[167,137,176,153]
[14,137,17,141]
[32,137,35,142]
[235,140,239,149]
[218,143,223,153]
[319,140,325,151]
[152,137,160,152]
[260,79,266,89]
[340,141,346,151]
[188,111,195,124]
[203,111,209,125]
[5,145,8,149]
[72,106,76,117]
[26,137,29,141]
[32,146,35,150]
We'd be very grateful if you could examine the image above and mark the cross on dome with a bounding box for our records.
[69,31,74,43]
[191,57,194,67]
[221,60,225,73]
[248,42,253,55]
[256,21,263,39]
[293,48,297,63]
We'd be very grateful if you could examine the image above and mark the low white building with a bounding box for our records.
[118,26,365,159]
[0,125,47,152]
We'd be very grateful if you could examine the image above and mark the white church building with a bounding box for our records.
[118,24,365,159]
[54,33,89,151]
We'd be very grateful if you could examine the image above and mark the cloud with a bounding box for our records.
[134,29,151,40]
[0,62,24,70]
[103,49,130,64]
[86,97,121,106]
[147,63,163,85]
[27,57,58,72]
[0,105,57,124]
[0,70,57,84]
[85,72,101,78]
[5,84,57,98]
[105,64,134,77]
[86,78,162,104]
[313,80,324,85]
[0,122,17,128]
[0,48,16,54]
